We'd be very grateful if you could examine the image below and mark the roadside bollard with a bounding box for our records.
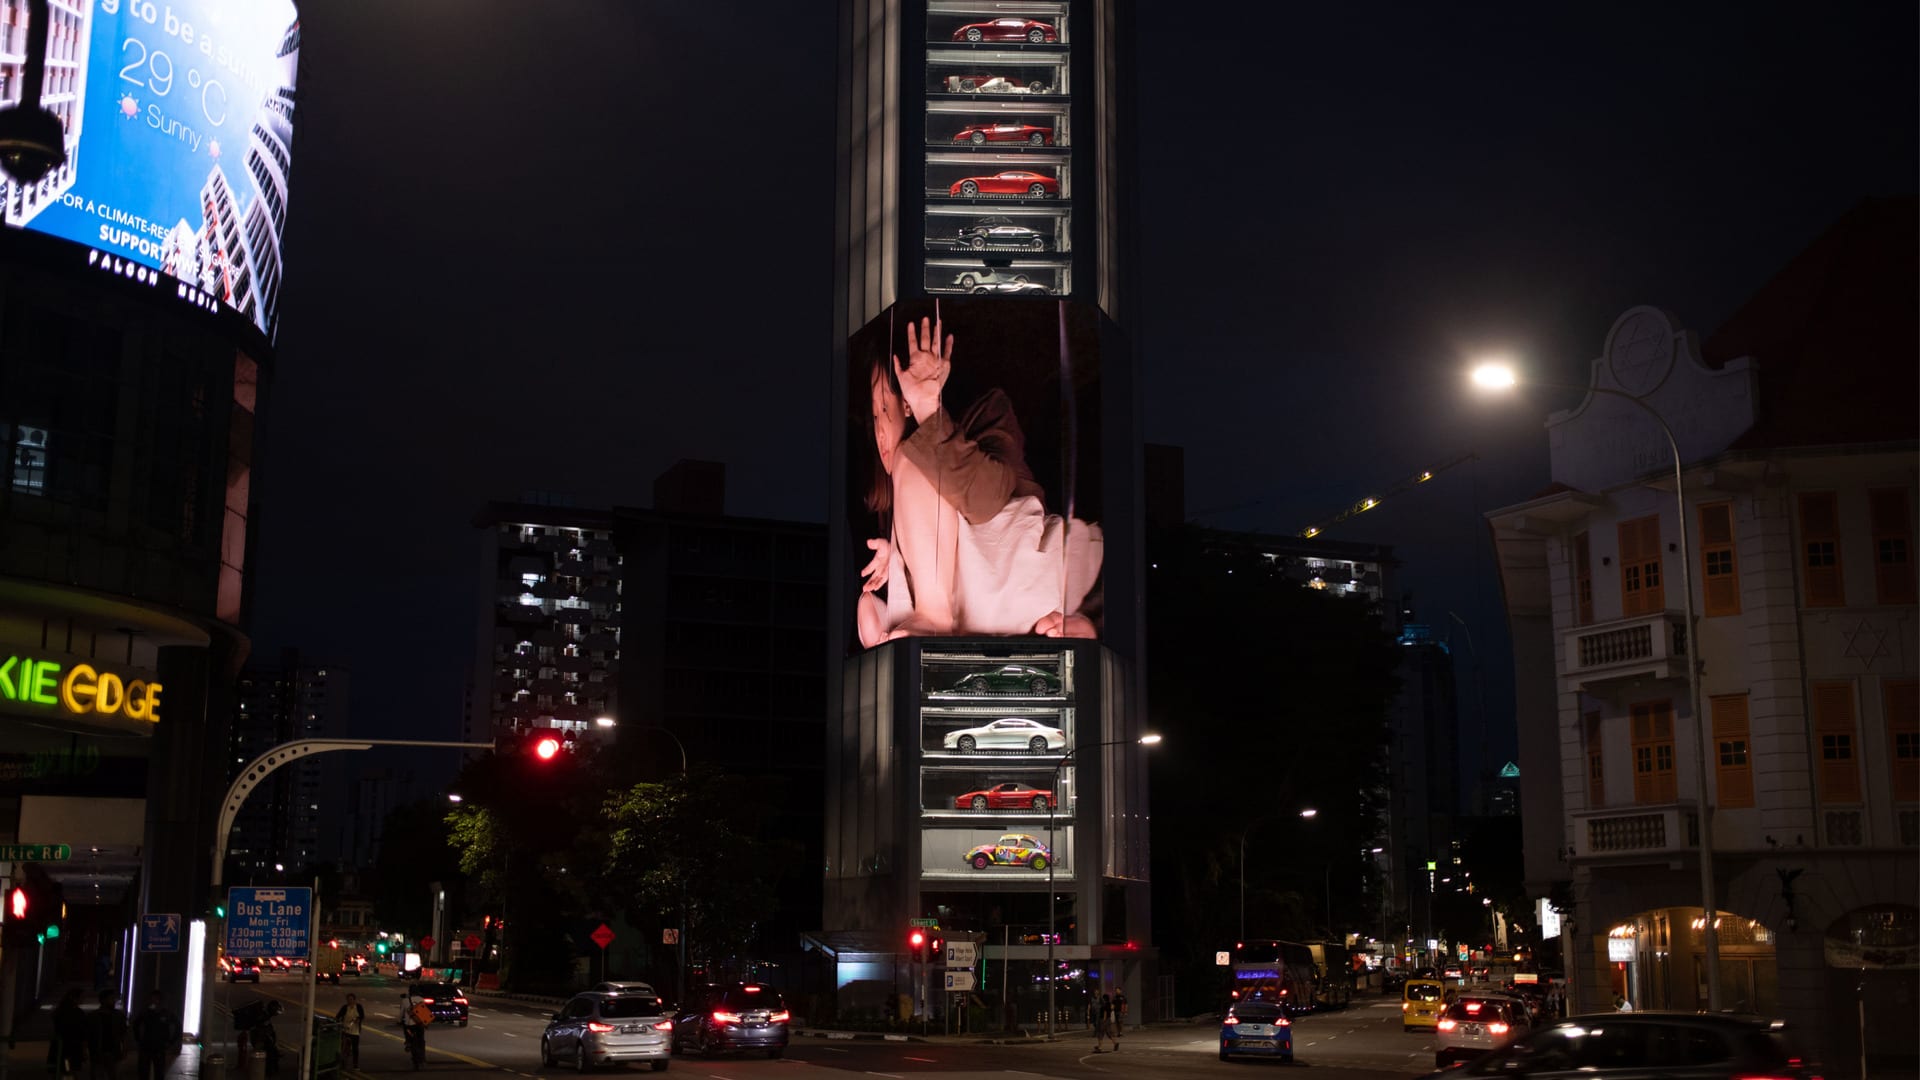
[206,1050,228,1080]
[251,1049,266,1077]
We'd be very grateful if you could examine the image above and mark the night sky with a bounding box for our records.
[253,2,1917,793]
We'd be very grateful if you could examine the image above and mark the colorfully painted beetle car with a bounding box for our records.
[952,122,1054,145]
[943,717,1067,752]
[948,665,1060,695]
[952,18,1056,43]
[965,833,1052,870]
[1220,1000,1294,1062]
[954,782,1056,811]
[949,170,1059,198]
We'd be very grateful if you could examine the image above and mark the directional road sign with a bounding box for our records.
[225,887,312,958]
[139,914,181,953]
[0,844,70,862]
[943,942,976,966]
[908,917,939,928]
[943,971,975,992]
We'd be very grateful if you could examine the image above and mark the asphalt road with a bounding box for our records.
[221,975,1442,1080]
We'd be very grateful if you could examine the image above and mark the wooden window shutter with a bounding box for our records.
[1711,693,1753,809]
[1619,516,1664,617]
[1585,711,1604,808]
[1812,681,1860,803]
[1630,700,1676,803]
[1799,492,1845,607]
[1699,502,1740,617]
[1887,679,1919,803]
[1573,532,1594,626]
[1869,488,1915,606]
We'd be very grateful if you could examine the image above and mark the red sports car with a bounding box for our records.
[955,782,1056,811]
[953,18,1057,43]
[949,170,1059,198]
[953,123,1054,145]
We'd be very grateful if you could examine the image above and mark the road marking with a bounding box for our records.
[817,1046,848,1052]
[904,1056,935,1062]
[866,1073,904,1079]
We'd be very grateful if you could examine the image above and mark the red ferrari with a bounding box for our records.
[953,18,1056,43]
[955,783,1056,811]
[949,170,1059,198]
[953,123,1054,145]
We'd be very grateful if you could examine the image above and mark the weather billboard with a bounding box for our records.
[4,0,300,340]
[846,297,1104,649]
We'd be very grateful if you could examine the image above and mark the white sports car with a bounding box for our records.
[943,717,1067,753]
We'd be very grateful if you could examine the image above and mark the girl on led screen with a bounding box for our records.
[857,313,1102,647]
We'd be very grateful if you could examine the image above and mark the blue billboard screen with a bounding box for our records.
[5,0,300,339]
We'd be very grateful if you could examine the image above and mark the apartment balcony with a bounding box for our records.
[1560,610,1688,693]
[1572,803,1699,864]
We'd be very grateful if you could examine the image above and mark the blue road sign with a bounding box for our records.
[225,887,312,957]
[139,913,182,953]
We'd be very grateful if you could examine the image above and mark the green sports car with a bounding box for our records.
[948,665,1060,695]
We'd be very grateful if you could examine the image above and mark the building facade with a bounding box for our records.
[227,651,348,883]
[1488,200,1917,1076]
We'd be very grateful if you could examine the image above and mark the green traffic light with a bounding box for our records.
[375,942,388,955]
[215,904,226,918]
[43,924,59,940]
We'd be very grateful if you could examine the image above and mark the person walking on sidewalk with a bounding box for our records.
[87,991,128,1080]
[1113,989,1128,1034]
[1091,993,1117,1053]
[130,991,179,1080]
[333,994,364,1068]
[52,989,88,1077]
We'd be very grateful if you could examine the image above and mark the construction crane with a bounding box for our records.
[1296,452,1479,539]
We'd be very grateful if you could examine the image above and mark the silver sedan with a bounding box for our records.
[943,717,1067,753]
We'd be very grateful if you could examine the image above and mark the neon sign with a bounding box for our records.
[0,655,163,723]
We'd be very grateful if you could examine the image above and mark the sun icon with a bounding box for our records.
[118,93,139,119]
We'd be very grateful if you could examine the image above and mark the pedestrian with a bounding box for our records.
[130,991,179,1080]
[1092,993,1116,1053]
[1114,989,1128,1034]
[1613,993,1633,1013]
[1084,994,1095,1031]
[87,991,128,1080]
[52,989,88,1077]
[333,994,364,1069]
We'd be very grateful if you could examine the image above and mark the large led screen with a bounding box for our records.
[7,0,300,339]
[847,298,1102,649]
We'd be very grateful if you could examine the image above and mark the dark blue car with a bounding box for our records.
[1220,1000,1293,1062]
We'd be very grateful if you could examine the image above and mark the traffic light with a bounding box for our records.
[375,941,389,956]
[929,935,944,962]
[908,929,926,963]
[534,735,561,761]
[3,867,62,946]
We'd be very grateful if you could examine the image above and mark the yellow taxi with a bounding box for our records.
[1401,977,1450,1032]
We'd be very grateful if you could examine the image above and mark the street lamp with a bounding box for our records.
[1239,808,1321,943]
[1472,360,1721,1011]
[1045,733,1160,1038]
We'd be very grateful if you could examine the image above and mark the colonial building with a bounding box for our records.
[1489,198,1916,1077]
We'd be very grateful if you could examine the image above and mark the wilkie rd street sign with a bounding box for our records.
[0,844,71,862]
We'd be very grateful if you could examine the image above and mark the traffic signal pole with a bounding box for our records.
[204,738,493,1080]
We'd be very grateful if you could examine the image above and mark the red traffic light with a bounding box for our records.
[908,930,925,948]
[8,886,25,921]
[534,736,562,760]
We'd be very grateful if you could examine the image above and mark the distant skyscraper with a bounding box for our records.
[229,650,347,881]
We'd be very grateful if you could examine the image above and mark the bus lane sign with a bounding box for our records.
[226,887,312,957]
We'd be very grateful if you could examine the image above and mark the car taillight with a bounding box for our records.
[712,1010,742,1024]
[420,998,434,1004]
[1437,1020,1457,1031]
[1401,1002,1409,1011]
[769,1011,790,1023]
[1275,1016,1291,1027]
[1489,1023,1509,1035]
[652,1020,673,1032]
[454,998,468,1006]
[586,1022,614,1033]
[1223,1016,1240,1026]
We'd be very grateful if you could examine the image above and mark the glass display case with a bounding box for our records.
[925,1,1072,297]
[920,645,1076,880]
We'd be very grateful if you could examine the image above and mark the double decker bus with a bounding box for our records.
[1228,940,1319,1015]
